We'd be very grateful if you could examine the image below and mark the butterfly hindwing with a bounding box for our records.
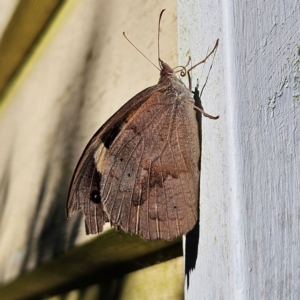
[99,90,200,241]
[66,133,109,234]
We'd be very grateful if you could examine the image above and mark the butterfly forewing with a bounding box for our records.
[67,85,167,235]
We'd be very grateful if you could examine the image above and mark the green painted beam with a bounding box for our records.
[0,229,182,300]
[0,0,66,101]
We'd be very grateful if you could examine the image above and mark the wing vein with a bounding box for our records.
[102,103,173,193]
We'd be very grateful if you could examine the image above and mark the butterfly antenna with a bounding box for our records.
[198,46,218,100]
[187,39,219,73]
[158,9,166,69]
[123,32,160,71]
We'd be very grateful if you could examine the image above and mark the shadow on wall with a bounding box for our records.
[16,40,102,273]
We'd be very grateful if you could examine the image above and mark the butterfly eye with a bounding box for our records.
[90,190,101,204]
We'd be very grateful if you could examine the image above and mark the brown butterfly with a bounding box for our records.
[66,10,219,241]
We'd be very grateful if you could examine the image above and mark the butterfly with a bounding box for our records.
[66,10,219,241]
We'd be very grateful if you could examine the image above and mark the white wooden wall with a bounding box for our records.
[179,0,300,298]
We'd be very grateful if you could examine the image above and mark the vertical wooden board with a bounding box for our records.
[178,0,232,299]
[179,0,300,299]
[0,0,177,286]
[231,1,300,299]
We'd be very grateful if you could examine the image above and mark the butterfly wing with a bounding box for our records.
[98,91,200,241]
[66,132,109,234]
[66,84,167,234]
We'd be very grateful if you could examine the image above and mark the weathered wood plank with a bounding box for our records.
[179,0,300,299]
[0,229,182,300]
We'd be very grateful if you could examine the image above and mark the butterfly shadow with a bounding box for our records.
[185,83,203,289]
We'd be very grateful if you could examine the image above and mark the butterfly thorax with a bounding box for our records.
[159,61,193,102]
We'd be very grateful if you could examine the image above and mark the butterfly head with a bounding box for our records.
[159,60,174,76]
